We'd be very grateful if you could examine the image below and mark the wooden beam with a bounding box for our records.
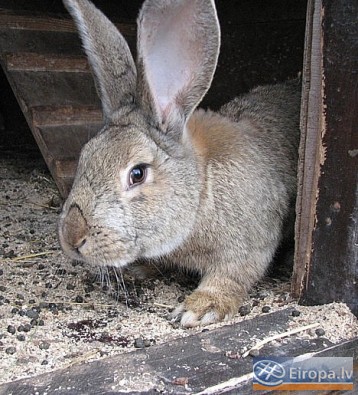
[293,0,358,315]
[32,105,103,127]
[292,0,323,298]
[6,53,90,73]
[0,11,136,36]
[1,308,356,394]
[54,159,78,178]
[0,12,76,33]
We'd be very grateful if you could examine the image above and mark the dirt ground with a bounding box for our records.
[0,154,357,387]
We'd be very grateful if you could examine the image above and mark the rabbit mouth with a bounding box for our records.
[58,222,138,269]
[59,237,138,269]
[61,232,139,268]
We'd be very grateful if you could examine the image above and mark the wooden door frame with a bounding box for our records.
[293,0,358,315]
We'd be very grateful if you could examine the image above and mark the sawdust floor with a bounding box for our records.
[0,154,357,385]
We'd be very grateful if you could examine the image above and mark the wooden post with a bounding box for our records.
[293,0,358,315]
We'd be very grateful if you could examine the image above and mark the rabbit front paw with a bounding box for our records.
[172,288,242,328]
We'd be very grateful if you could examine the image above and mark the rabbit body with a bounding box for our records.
[59,0,301,327]
[165,82,300,326]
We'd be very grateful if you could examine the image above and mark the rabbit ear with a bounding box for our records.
[137,0,220,136]
[63,0,137,120]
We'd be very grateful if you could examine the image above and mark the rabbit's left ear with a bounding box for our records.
[63,0,137,121]
[137,0,220,136]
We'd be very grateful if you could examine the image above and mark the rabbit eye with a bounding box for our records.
[129,165,147,187]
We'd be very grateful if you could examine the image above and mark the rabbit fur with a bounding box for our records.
[59,0,301,327]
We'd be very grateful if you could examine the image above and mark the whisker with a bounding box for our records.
[105,266,111,290]
[118,268,130,308]
[148,259,165,277]
[112,267,124,299]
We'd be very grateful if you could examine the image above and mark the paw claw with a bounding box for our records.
[180,311,201,328]
[200,311,221,326]
[170,288,240,328]
[170,305,184,323]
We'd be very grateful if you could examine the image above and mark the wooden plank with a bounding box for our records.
[50,159,78,197]
[0,54,101,194]
[54,159,78,179]
[0,10,136,57]
[301,0,358,314]
[32,105,102,127]
[293,0,358,314]
[0,12,136,37]
[292,0,322,298]
[0,57,51,160]
[38,124,101,159]
[0,29,136,58]
[6,53,90,73]
[0,0,143,21]
[1,308,356,395]
[0,12,77,33]
[32,107,103,196]
[0,30,83,55]
[6,70,100,107]
[54,159,79,198]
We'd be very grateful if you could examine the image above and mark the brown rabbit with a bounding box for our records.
[59,0,301,327]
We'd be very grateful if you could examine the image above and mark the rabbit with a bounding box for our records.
[59,0,301,328]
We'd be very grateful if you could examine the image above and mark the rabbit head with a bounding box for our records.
[59,0,220,268]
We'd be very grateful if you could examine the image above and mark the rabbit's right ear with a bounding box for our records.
[137,0,220,138]
[63,0,137,120]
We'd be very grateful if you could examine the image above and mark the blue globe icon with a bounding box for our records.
[253,359,286,386]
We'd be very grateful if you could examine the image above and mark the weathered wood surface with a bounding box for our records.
[32,105,102,127]
[0,1,307,196]
[8,71,99,107]
[293,0,358,315]
[292,0,323,303]
[1,308,356,395]
[6,53,90,72]
[0,13,135,37]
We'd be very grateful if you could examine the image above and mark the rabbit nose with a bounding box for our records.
[62,205,88,253]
